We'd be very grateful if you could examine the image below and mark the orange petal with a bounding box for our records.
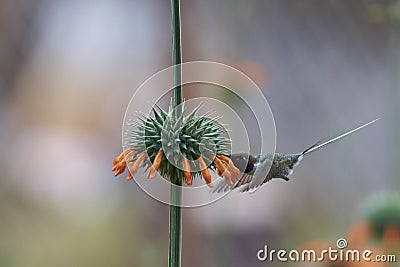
[112,151,126,173]
[211,155,233,185]
[113,162,126,176]
[217,155,241,182]
[124,148,137,160]
[146,150,163,179]
[147,167,156,179]
[216,154,228,163]
[182,157,192,185]
[230,167,241,183]
[211,156,227,175]
[125,163,134,180]
[198,156,213,187]
[152,150,164,171]
[128,153,148,178]
[113,154,122,166]
[125,174,133,181]
[223,170,233,185]
[112,148,138,177]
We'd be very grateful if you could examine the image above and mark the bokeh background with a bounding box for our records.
[0,0,399,266]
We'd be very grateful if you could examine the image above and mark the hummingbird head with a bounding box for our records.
[268,153,303,180]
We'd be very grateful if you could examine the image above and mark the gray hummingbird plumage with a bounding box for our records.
[212,118,379,193]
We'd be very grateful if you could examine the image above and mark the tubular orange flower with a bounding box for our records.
[182,157,192,185]
[217,154,241,182]
[153,150,164,169]
[147,150,164,179]
[112,148,137,176]
[125,162,134,181]
[198,156,213,187]
[112,146,243,188]
[147,168,156,179]
[112,151,124,167]
[126,153,148,180]
[211,155,233,185]
[112,151,126,176]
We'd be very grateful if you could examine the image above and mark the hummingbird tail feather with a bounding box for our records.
[302,118,379,156]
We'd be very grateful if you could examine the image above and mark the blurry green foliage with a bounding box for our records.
[363,192,400,240]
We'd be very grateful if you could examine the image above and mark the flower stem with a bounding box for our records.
[169,1,182,267]
[171,0,182,107]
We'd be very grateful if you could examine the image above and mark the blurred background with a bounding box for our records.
[0,0,399,266]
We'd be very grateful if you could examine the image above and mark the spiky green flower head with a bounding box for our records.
[124,103,232,185]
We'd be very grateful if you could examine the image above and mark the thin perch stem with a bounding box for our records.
[169,1,183,267]
[172,0,182,107]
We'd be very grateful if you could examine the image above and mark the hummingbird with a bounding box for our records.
[212,118,379,193]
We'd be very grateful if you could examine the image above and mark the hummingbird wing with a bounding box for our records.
[211,156,274,193]
[211,173,255,193]
[244,156,273,192]
[211,178,232,193]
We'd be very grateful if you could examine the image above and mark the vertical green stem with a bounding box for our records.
[169,183,182,267]
[169,1,182,267]
[172,0,182,106]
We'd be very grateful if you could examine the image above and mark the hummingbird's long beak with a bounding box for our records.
[301,118,380,156]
